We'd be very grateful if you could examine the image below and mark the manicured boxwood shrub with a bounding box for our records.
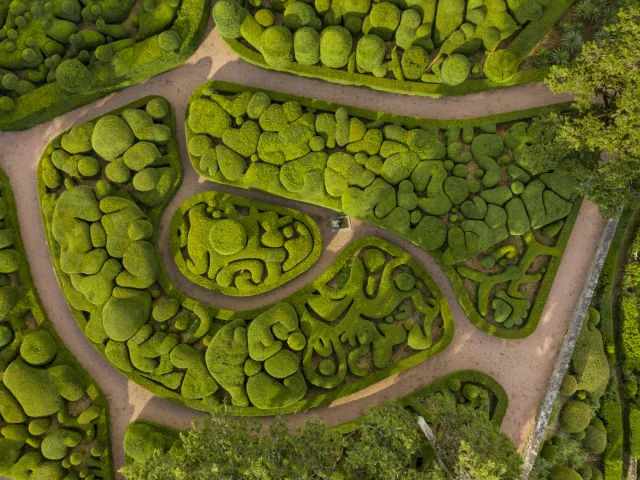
[560,400,591,434]
[0,168,113,480]
[211,0,574,97]
[186,81,581,339]
[37,96,454,414]
[170,191,322,296]
[0,0,210,131]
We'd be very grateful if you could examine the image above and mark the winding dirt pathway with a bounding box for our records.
[0,23,603,479]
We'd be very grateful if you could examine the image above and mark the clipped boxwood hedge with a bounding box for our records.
[212,0,574,97]
[0,168,113,480]
[170,191,322,296]
[186,81,582,339]
[123,369,508,465]
[37,96,454,415]
[0,0,210,131]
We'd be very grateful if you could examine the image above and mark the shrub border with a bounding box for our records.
[0,168,114,480]
[168,190,323,296]
[0,0,210,132]
[37,100,454,416]
[218,0,573,97]
[187,80,578,340]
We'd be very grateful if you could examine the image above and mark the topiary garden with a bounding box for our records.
[0,0,210,131]
[37,95,454,415]
[212,0,575,96]
[170,191,322,296]
[186,81,582,338]
[0,168,113,480]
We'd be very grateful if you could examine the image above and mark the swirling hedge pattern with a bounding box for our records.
[0,0,210,131]
[170,191,322,296]
[37,96,453,415]
[0,168,113,480]
[186,81,581,338]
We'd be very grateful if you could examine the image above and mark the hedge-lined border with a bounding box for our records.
[123,369,507,464]
[169,190,323,296]
[219,0,574,98]
[0,168,114,480]
[187,80,579,340]
[0,0,210,132]
[37,98,455,416]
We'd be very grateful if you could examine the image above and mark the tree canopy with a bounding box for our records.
[120,399,522,480]
[520,4,640,218]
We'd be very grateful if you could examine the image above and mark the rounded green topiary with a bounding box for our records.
[560,374,578,396]
[261,26,294,68]
[395,272,415,291]
[356,34,385,73]
[264,349,299,378]
[158,30,182,51]
[294,27,320,65]
[0,96,15,112]
[560,400,591,433]
[0,324,13,348]
[91,115,135,161]
[255,8,275,27]
[484,50,518,84]
[20,328,57,366]
[319,358,335,375]
[209,219,247,255]
[213,0,246,38]
[401,45,428,80]
[55,59,94,93]
[320,26,352,69]
[284,1,316,30]
[441,54,471,87]
[146,98,169,120]
[362,248,385,273]
[551,465,583,480]
[582,424,607,454]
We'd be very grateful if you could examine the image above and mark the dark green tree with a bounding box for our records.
[519,5,640,218]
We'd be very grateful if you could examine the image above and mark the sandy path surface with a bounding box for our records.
[0,22,602,479]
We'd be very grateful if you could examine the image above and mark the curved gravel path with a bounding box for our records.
[0,24,602,479]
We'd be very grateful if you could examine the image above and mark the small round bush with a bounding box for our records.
[319,359,335,376]
[284,1,316,30]
[209,219,247,255]
[320,26,352,69]
[158,30,182,51]
[441,54,471,86]
[287,331,306,350]
[213,0,246,38]
[20,329,57,366]
[261,26,294,68]
[255,8,274,27]
[395,272,415,291]
[146,98,169,119]
[356,34,385,73]
[366,2,401,40]
[294,27,320,65]
[484,50,518,83]
[55,59,93,93]
[541,444,558,461]
[0,96,15,112]
[401,45,428,80]
[560,374,578,396]
[560,400,591,433]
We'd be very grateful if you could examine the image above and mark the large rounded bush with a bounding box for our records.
[551,465,583,480]
[213,0,246,38]
[320,26,352,69]
[284,1,316,30]
[401,45,428,80]
[484,50,518,83]
[261,26,294,68]
[560,400,591,433]
[55,59,93,93]
[560,374,578,396]
[441,54,470,86]
[356,34,385,73]
[294,27,320,65]
[583,424,607,454]
[91,115,135,161]
[20,329,57,366]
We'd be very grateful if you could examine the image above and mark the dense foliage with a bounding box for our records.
[0,169,113,480]
[520,5,640,218]
[121,386,520,480]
